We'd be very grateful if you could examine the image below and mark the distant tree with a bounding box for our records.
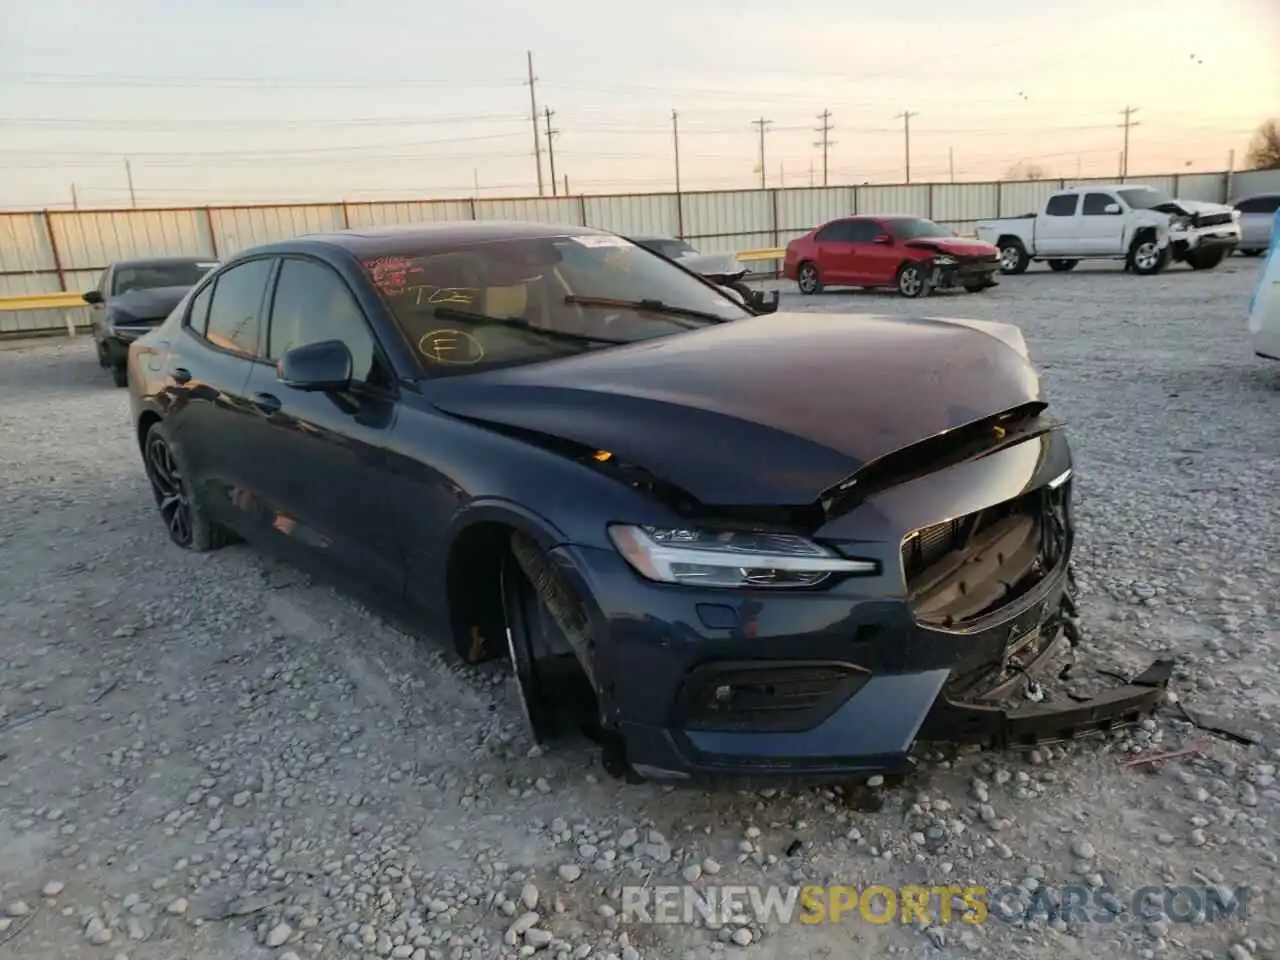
[1246,119,1280,170]
[1005,161,1047,181]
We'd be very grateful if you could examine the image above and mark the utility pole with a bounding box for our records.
[948,146,955,183]
[1119,105,1140,178]
[563,174,569,196]
[895,111,917,183]
[808,160,814,187]
[671,109,682,195]
[124,158,136,208]
[70,183,79,210]
[813,109,834,187]
[544,107,559,197]
[525,51,544,196]
[751,117,771,189]
[473,168,480,195]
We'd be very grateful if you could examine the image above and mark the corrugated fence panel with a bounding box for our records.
[999,180,1064,216]
[857,184,931,217]
[1176,173,1228,202]
[473,197,583,224]
[583,194,679,236]
[682,191,771,239]
[776,187,854,232]
[932,183,999,225]
[210,205,344,256]
[1232,168,1280,201]
[0,213,56,274]
[344,200,474,228]
[52,209,214,270]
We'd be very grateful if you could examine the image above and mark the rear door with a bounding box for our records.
[1036,193,1080,256]
[1078,191,1126,255]
[238,255,403,595]
[164,257,276,532]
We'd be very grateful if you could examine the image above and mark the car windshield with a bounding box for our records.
[111,261,216,296]
[636,238,697,258]
[360,234,752,376]
[1117,187,1172,210]
[888,218,954,240]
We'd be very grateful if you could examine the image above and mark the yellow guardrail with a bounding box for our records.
[737,248,785,262]
[0,291,88,312]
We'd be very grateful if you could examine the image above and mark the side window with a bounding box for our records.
[846,220,882,243]
[1237,196,1280,215]
[186,282,213,335]
[1082,193,1117,215]
[815,220,855,242]
[267,258,376,382]
[203,259,273,357]
[1045,194,1079,217]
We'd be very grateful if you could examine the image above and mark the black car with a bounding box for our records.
[126,222,1168,783]
[83,257,218,385]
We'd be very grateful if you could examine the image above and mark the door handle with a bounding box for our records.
[252,392,282,415]
[172,367,192,384]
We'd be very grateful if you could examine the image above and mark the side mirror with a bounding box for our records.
[1104,203,1122,215]
[82,290,103,305]
[278,339,352,392]
[873,233,893,244]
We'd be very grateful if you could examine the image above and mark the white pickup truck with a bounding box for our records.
[975,184,1241,276]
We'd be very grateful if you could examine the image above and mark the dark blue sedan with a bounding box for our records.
[125,221,1169,784]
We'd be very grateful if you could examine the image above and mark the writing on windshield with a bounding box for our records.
[359,234,750,376]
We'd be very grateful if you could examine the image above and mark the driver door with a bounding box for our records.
[238,255,404,596]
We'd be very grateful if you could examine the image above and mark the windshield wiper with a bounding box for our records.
[430,307,628,346]
[563,295,729,325]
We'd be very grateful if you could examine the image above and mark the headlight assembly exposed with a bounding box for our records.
[607,524,877,588]
[932,255,957,266]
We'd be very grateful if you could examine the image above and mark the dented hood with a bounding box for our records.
[429,312,1043,505]
[675,251,746,278]
[905,237,1000,258]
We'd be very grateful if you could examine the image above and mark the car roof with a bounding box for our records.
[285,220,617,258]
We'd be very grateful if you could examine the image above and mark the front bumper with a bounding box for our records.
[1170,224,1240,258]
[546,458,1168,783]
[931,258,1000,289]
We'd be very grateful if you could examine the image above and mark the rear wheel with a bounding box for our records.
[998,239,1030,275]
[1047,259,1078,272]
[110,363,128,388]
[141,421,236,551]
[797,262,822,295]
[1184,248,1226,270]
[1240,249,1263,258]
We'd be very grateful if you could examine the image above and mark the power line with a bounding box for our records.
[751,117,772,189]
[814,109,835,187]
[895,111,917,183]
[526,51,544,197]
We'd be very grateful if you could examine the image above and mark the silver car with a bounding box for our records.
[1234,193,1280,256]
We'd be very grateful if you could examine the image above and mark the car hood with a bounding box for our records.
[1151,198,1232,217]
[904,237,1000,257]
[429,312,1042,506]
[107,285,192,321]
[675,251,745,276]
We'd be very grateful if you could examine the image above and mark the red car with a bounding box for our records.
[783,216,1001,298]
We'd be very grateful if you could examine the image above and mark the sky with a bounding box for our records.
[0,0,1277,209]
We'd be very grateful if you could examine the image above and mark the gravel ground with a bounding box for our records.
[0,258,1277,960]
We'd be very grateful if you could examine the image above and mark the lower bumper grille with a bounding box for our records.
[675,661,869,733]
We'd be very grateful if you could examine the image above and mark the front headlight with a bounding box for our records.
[933,255,957,266]
[607,524,877,589]
[1232,208,1242,221]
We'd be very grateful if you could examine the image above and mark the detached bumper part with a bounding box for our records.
[746,289,781,313]
[917,658,1173,748]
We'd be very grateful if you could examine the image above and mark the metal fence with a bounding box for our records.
[3,167,1271,337]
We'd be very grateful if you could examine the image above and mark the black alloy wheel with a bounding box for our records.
[145,430,193,547]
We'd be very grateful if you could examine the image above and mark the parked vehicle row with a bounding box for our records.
[122,220,1168,784]
[1234,191,1280,256]
[975,184,1241,275]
